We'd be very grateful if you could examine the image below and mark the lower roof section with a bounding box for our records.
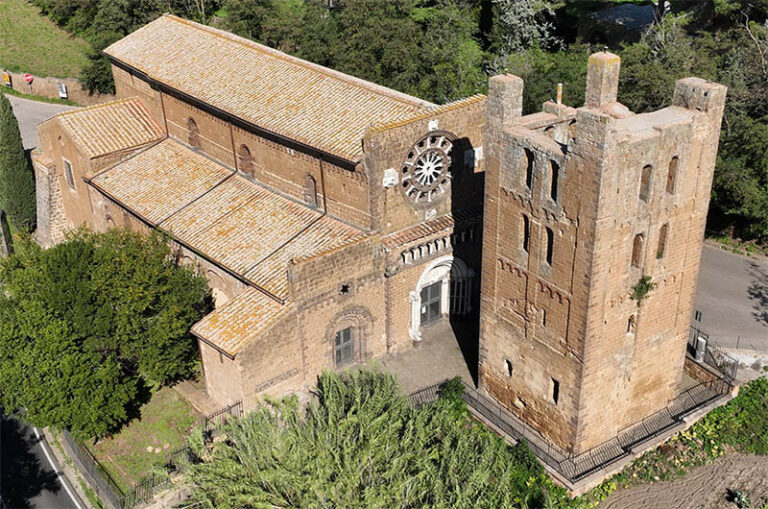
[191,287,294,356]
[89,138,367,301]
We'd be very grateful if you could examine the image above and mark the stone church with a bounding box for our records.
[33,15,726,458]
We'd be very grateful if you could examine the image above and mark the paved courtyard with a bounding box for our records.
[378,318,477,394]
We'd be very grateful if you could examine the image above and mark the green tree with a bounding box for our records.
[181,371,570,508]
[0,229,211,439]
[0,94,36,232]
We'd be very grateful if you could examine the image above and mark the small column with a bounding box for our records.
[584,52,621,108]
[409,290,422,341]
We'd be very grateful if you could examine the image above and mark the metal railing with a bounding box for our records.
[202,400,243,433]
[60,429,124,509]
[688,326,739,382]
[409,374,731,483]
[59,399,243,509]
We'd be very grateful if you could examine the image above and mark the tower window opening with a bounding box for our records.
[545,227,554,265]
[522,215,530,253]
[524,148,534,190]
[657,224,669,259]
[550,161,559,203]
[550,378,560,405]
[667,156,678,194]
[632,234,645,268]
[639,165,652,202]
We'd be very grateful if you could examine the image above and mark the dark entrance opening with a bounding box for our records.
[420,281,442,325]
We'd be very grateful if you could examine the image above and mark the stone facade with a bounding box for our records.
[479,54,726,454]
[34,15,725,458]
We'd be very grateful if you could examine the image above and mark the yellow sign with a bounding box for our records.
[2,72,11,87]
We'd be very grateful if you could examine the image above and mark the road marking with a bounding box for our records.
[33,427,84,509]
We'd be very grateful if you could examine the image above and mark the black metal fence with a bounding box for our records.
[409,374,731,484]
[60,399,243,509]
[60,429,125,509]
[688,326,739,382]
[202,400,243,433]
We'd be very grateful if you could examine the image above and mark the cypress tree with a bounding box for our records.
[0,94,36,232]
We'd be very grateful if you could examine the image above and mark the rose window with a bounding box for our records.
[400,133,454,205]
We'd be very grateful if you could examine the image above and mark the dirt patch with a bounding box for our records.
[600,453,768,509]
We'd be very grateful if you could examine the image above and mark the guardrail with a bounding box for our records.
[409,374,731,483]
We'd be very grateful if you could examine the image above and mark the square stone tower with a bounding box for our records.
[479,52,726,454]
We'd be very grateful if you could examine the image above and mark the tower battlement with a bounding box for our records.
[479,52,726,454]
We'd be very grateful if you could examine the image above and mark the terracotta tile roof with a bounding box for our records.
[90,139,232,223]
[191,288,294,356]
[161,174,367,300]
[381,204,483,249]
[53,98,164,159]
[104,15,433,162]
[89,139,366,301]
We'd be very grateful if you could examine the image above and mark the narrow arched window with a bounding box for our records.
[639,165,652,202]
[238,145,253,176]
[666,156,678,194]
[187,117,201,148]
[522,215,530,253]
[657,224,668,259]
[303,175,318,207]
[545,227,554,265]
[632,234,644,268]
[523,148,534,190]
[550,161,559,203]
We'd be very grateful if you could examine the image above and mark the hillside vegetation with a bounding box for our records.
[0,0,89,78]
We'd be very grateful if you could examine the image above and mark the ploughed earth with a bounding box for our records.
[601,453,768,509]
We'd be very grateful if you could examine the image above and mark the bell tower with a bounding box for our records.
[479,53,727,453]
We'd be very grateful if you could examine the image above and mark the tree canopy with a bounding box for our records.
[0,94,36,232]
[181,371,567,508]
[0,229,211,440]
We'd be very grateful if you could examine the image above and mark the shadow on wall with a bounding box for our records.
[0,414,61,508]
[448,135,485,387]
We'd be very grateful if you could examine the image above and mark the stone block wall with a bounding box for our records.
[363,96,487,235]
[480,54,727,454]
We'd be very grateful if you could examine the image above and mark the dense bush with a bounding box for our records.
[0,229,211,439]
[182,371,568,508]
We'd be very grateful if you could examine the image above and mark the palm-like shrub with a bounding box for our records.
[182,371,564,508]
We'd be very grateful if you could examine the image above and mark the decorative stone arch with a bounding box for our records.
[409,255,474,341]
[326,305,374,367]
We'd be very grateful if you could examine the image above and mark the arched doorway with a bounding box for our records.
[409,255,473,341]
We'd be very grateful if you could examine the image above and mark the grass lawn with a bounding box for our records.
[89,387,201,492]
[0,0,90,78]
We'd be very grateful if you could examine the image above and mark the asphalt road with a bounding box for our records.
[6,95,767,354]
[0,414,82,509]
[694,244,768,351]
[5,95,77,149]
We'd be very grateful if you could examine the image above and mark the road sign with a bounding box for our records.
[23,74,33,84]
[57,82,68,99]
[2,72,11,88]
